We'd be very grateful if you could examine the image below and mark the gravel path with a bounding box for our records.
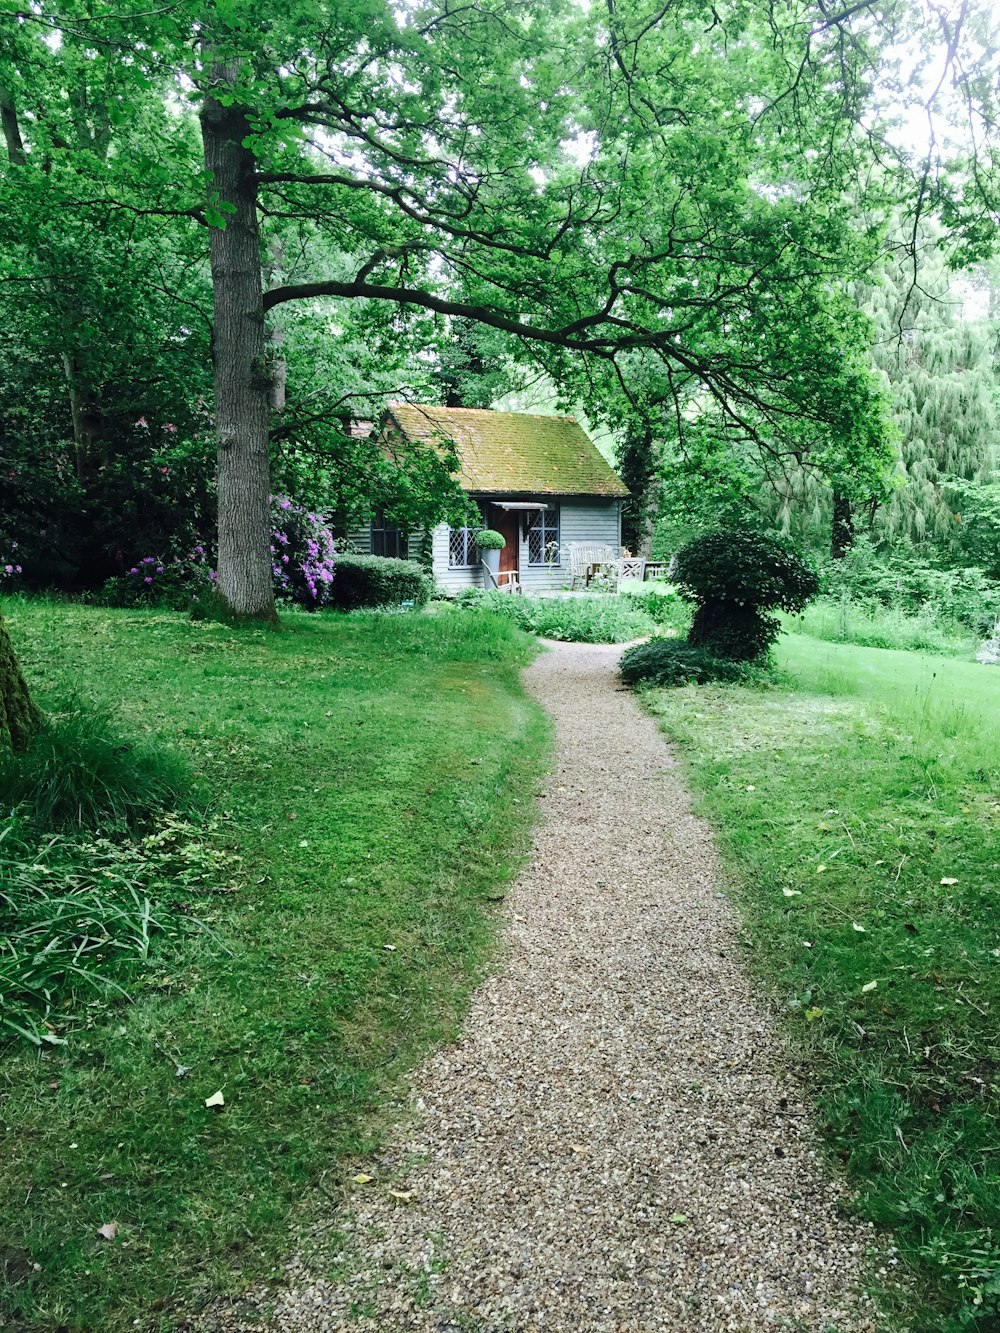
[228,641,887,1332]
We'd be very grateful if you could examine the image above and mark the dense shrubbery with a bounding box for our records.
[821,538,1000,634]
[674,529,819,661]
[330,554,432,610]
[462,591,656,643]
[619,639,765,687]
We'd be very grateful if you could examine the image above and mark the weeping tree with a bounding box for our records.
[867,248,1000,549]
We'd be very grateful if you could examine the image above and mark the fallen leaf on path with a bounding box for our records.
[782,889,801,897]
[352,1173,373,1185]
[852,922,866,933]
[861,980,878,993]
[669,1213,688,1225]
[96,1223,118,1241]
[204,1090,225,1108]
[940,877,959,886]
[569,1144,589,1155]
[387,1189,414,1202]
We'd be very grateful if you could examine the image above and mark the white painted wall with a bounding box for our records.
[346,499,622,595]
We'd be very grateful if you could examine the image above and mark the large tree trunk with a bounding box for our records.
[831,489,854,559]
[0,615,38,751]
[200,60,277,624]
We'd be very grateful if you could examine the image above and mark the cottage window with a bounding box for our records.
[527,506,560,566]
[371,508,408,559]
[448,526,479,568]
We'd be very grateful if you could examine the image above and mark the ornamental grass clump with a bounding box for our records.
[0,700,191,835]
[672,529,819,662]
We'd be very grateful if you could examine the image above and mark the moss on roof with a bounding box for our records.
[386,404,629,498]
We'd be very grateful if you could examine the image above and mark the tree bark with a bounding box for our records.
[831,489,854,559]
[200,59,277,623]
[0,614,39,751]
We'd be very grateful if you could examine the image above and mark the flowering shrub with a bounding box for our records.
[0,545,24,589]
[271,497,336,610]
[98,549,212,610]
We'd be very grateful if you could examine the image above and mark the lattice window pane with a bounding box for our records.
[448,526,477,567]
[527,507,560,565]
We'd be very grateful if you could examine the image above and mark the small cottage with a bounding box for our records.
[348,404,630,593]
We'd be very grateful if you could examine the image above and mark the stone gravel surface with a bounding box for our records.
[215,640,889,1332]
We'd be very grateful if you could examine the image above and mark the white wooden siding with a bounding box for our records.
[348,500,621,594]
[433,499,621,593]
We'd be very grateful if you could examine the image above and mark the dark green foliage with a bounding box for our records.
[944,480,1000,580]
[0,702,191,835]
[619,639,762,687]
[674,530,819,661]
[821,538,1000,634]
[329,554,432,611]
[465,592,656,643]
[617,426,660,554]
[95,552,211,611]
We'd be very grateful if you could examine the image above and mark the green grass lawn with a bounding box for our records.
[0,600,547,1331]
[643,633,1000,1331]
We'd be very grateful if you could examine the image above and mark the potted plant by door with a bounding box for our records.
[474,528,506,580]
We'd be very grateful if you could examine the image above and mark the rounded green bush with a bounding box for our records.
[329,554,431,610]
[473,529,506,551]
[673,529,819,661]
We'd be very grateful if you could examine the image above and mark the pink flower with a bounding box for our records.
[165,423,177,433]
[136,416,148,428]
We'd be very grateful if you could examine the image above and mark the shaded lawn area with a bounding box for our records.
[643,633,1000,1332]
[0,601,547,1331]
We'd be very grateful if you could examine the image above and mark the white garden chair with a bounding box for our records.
[481,562,522,594]
[566,543,620,589]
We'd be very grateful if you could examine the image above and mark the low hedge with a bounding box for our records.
[330,554,432,611]
[619,638,763,687]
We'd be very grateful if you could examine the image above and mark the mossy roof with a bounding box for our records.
[385,404,629,498]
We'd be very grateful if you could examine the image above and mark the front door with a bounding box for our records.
[490,506,520,578]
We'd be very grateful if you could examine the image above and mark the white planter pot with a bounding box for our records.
[482,548,501,577]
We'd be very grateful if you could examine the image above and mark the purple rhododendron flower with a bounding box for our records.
[144,576,153,584]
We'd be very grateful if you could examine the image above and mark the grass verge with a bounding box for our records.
[640,634,1000,1331]
[0,600,546,1331]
